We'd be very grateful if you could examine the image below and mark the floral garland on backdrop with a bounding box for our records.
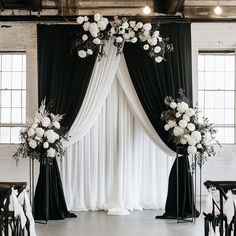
[13,100,68,164]
[74,13,173,63]
[161,90,220,169]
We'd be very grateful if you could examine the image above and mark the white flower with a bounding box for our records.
[148,37,157,46]
[47,147,56,158]
[183,114,190,122]
[89,22,99,35]
[176,112,182,118]
[187,145,197,154]
[32,123,38,129]
[83,22,90,31]
[119,28,125,35]
[41,117,51,127]
[122,21,129,29]
[91,32,98,38]
[168,120,177,128]
[29,140,37,149]
[110,27,116,35]
[84,16,89,22]
[143,44,149,50]
[203,133,212,145]
[164,124,170,131]
[78,50,87,58]
[128,30,135,38]
[154,46,161,53]
[129,21,136,28]
[87,49,93,55]
[177,102,189,113]
[186,108,195,117]
[77,16,84,24]
[153,30,160,37]
[93,38,101,45]
[136,22,143,29]
[159,37,163,42]
[82,34,88,41]
[180,137,187,145]
[179,120,187,128]
[139,34,147,42]
[131,37,137,43]
[191,131,201,143]
[28,128,35,137]
[173,127,184,136]
[97,20,107,30]
[53,121,60,129]
[44,129,58,143]
[187,123,195,132]
[34,136,41,141]
[35,127,44,137]
[116,36,123,43]
[43,142,49,149]
[155,57,163,63]
[187,137,197,146]
[197,144,203,149]
[143,30,150,38]
[94,13,101,22]
[123,33,130,40]
[143,23,152,31]
[170,102,177,109]
[134,26,139,31]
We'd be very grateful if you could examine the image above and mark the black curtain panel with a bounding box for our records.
[124,22,198,219]
[35,25,97,221]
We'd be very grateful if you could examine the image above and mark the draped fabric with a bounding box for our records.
[61,76,174,212]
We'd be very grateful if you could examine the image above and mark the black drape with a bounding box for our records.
[34,25,96,221]
[124,23,198,219]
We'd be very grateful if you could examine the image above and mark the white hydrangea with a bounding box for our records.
[89,22,99,35]
[191,130,201,143]
[187,123,196,132]
[47,147,56,158]
[168,120,177,128]
[173,126,184,136]
[28,128,35,137]
[44,129,59,143]
[186,108,195,117]
[29,140,37,149]
[183,114,190,122]
[155,56,163,63]
[77,16,84,24]
[97,20,107,30]
[83,22,90,31]
[187,145,197,154]
[53,121,60,129]
[164,124,170,131]
[170,102,177,109]
[43,142,49,149]
[187,137,197,146]
[148,37,157,46]
[131,37,137,43]
[94,13,101,22]
[133,26,139,32]
[154,46,161,54]
[82,34,88,41]
[122,21,129,29]
[179,120,187,128]
[129,21,136,28]
[78,50,87,58]
[177,102,189,113]
[143,44,149,50]
[143,23,152,31]
[35,127,44,137]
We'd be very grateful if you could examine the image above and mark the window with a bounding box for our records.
[0,52,26,144]
[198,52,235,144]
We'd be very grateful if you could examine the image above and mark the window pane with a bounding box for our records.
[225,56,234,72]
[205,72,214,89]
[225,72,234,90]
[1,55,11,71]
[205,91,214,108]
[198,91,204,108]
[215,128,225,143]
[214,72,224,90]
[225,128,234,144]
[214,91,224,109]
[12,72,22,89]
[10,127,21,143]
[225,109,234,124]
[198,72,204,89]
[1,72,11,89]
[214,56,224,72]
[12,91,21,108]
[1,91,11,107]
[0,127,10,143]
[1,108,10,123]
[11,108,21,123]
[12,55,22,71]
[204,109,215,123]
[205,55,214,71]
[225,91,234,109]
[214,109,224,124]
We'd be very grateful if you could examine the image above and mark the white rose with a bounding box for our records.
[35,127,44,137]
[176,112,182,118]
[164,124,170,131]
[180,137,187,145]
[187,123,195,132]
[83,22,90,31]
[186,108,195,117]
[34,136,41,141]
[53,121,60,129]
[187,137,197,146]
[143,23,152,31]
[155,56,163,63]
[89,22,99,34]
[101,17,108,25]
[191,131,201,143]
[143,44,149,50]
[170,102,177,109]
[154,46,161,53]
[173,126,184,137]
[153,30,160,37]
[148,37,157,46]
[136,22,143,29]
[87,49,93,55]
[91,32,98,38]
[97,20,106,30]
[47,147,56,158]
[129,21,136,28]
[82,34,88,41]
[44,130,57,143]
[187,145,197,154]
[134,26,139,31]
[116,36,123,43]
[43,142,49,149]
[168,120,177,128]
[183,114,190,122]
[28,128,35,137]
[122,21,129,29]
[93,38,101,45]
[177,102,189,113]
[94,13,101,22]
[179,120,187,128]
[29,140,37,149]
[123,33,130,40]
[32,123,38,129]
[77,16,84,24]
[78,50,87,58]
[131,37,137,43]
[143,30,150,37]
[128,30,135,38]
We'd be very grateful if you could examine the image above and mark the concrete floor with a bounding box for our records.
[35,210,204,236]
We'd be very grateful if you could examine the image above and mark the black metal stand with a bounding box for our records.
[29,158,35,205]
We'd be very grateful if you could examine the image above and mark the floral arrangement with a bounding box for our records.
[74,13,173,62]
[161,90,219,169]
[13,100,68,164]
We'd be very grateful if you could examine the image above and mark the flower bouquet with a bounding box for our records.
[161,90,219,169]
[13,100,68,164]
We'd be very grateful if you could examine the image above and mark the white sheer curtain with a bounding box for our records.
[61,78,174,213]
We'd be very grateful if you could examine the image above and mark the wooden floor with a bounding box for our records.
[36,210,204,236]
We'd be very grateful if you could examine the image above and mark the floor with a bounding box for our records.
[35,210,204,236]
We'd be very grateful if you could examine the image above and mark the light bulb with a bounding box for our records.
[214,4,222,15]
[143,5,151,15]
